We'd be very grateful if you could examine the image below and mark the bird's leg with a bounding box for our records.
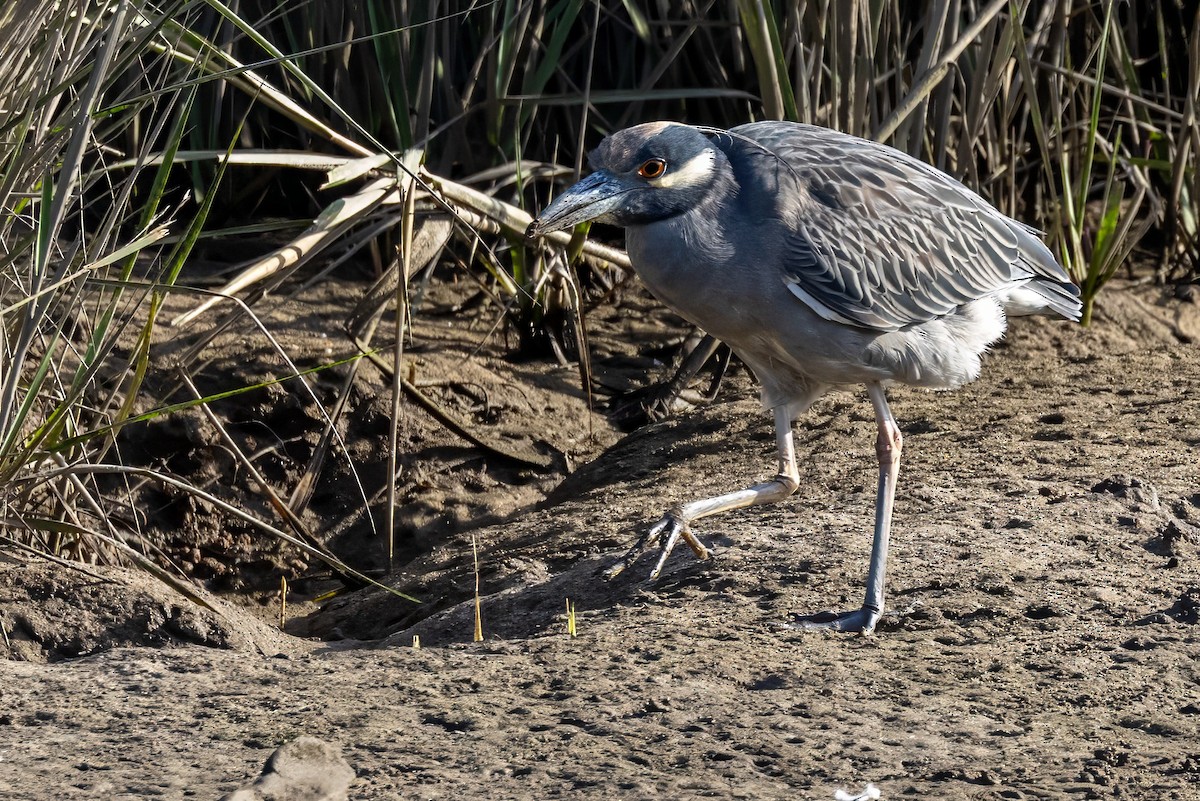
[609,333,723,426]
[646,334,723,421]
[700,344,733,402]
[605,405,800,580]
[792,382,902,634]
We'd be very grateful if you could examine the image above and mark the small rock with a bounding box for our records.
[1091,475,1160,512]
[1159,519,1200,556]
[222,736,354,801]
[1120,635,1158,651]
[1118,716,1185,737]
[1170,494,1200,522]
[1135,587,1200,626]
[1165,587,1200,625]
[746,673,792,691]
[1023,604,1061,620]
[1175,296,1200,341]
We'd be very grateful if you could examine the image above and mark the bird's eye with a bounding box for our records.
[638,159,667,179]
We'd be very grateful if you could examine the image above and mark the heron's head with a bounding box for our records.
[527,122,725,237]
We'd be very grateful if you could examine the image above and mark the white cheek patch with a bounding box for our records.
[654,149,716,189]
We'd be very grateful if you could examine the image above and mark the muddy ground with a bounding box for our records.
[2,273,1199,800]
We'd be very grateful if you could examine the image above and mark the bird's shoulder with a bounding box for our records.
[729,121,982,219]
[721,122,1052,331]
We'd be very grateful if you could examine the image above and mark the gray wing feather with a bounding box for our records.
[729,122,1079,331]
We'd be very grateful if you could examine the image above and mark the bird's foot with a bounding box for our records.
[606,383,698,429]
[783,606,880,635]
[603,507,712,581]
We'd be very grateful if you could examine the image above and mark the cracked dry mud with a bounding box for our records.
[2,282,1198,800]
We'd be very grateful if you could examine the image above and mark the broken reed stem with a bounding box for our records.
[566,598,577,638]
[278,575,287,629]
[472,533,483,642]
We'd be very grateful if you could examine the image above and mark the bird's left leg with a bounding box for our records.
[791,381,902,634]
[605,404,800,580]
[609,333,725,426]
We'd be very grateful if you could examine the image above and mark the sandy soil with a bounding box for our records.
[2,277,1199,800]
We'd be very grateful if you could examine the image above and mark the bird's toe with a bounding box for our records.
[647,509,712,580]
[782,606,881,635]
[602,508,712,582]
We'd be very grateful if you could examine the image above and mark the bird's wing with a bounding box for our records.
[732,122,1070,331]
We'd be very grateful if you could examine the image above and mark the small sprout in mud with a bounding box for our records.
[566,598,577,638]
[472,534,483,642]
[412,635,421,650]
[278,576,288,629]
[834,783,881,801]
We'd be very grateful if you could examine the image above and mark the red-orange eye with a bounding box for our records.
[638,159,667,179]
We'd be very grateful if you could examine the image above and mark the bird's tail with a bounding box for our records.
[1007,222,1083,322]
[1002,276,1083,322]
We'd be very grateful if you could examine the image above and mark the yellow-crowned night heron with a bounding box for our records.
[527,121,1081,634]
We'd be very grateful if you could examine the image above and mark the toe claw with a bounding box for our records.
[601,560,628,581]
[648,512,686,580]
[679,526,712,561]
[605,508,711,582]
